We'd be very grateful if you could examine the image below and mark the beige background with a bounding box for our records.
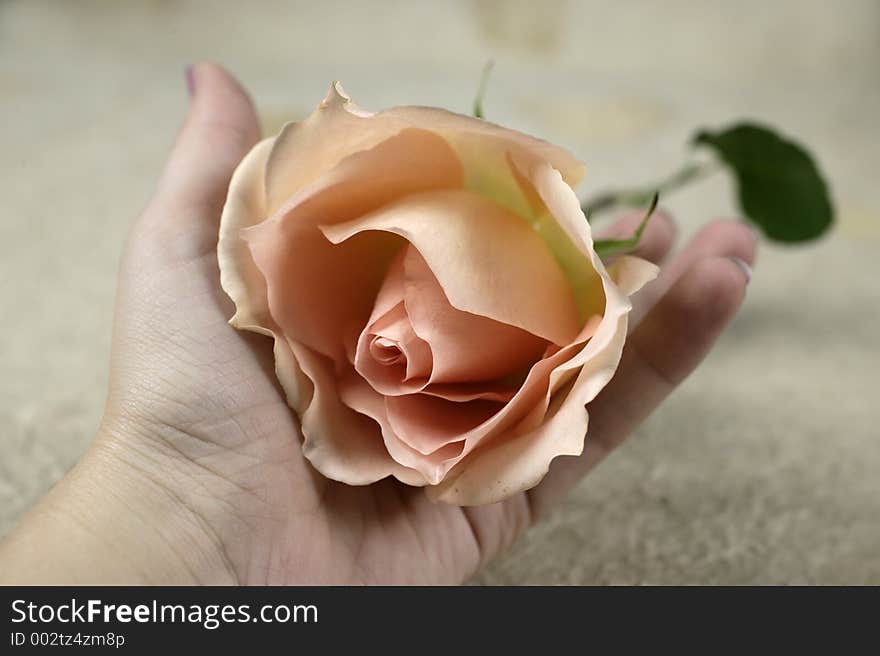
[1,0,878,584]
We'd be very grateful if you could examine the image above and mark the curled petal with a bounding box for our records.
[321,190,582,345]
[426,168,659,504]
[266,82,409,214]
[386,395,503,459]
[402,246,547,383]
[606,254,660,297]
[338,371,463,484]
[425,321,624,506]
[217,138,315,413]
[421,382,517,403]
[295,342,424,487]
[218,84,659,505]
[381,105,585,189]
[354,302,433,394]
[244,128,463,363]
[351,248,431,394]
[507,152,606,319]
[218,137,275,330]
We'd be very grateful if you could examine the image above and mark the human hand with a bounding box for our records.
[0,63,756,584]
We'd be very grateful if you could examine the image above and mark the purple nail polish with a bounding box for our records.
[185,65,196,97]
[729,257,753,284]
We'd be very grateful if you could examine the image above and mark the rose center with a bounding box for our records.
[369,336,405,365]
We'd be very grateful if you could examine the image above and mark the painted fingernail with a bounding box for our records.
[185,65,196,97]
[729,256,753,284]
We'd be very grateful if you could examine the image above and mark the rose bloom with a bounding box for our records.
[218,83,658,505]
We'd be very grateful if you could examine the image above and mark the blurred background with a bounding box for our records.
[1,0,878,583]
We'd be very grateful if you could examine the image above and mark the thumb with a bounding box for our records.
[152,62,260,221]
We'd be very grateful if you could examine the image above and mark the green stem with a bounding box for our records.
[472,60,494,119]
[582,159,720,216]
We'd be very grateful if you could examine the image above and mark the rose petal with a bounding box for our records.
[368,308,432,380]
[427,307,632,506]
[523,161,658,386]
[294,342,425,487]
[321,189,582,346]
[362,246,408,327]
[402,246,548,382]
[606,254,660,297]
[356,312,595,485]
[385,394,504,458]
[425,324,625,506]
[424,172,658,503]
[354,301,433,394]
[507,152,607,319]
[218,137,275,330]
[217,138,316,412]
[219,85,659,503]
[351,249,431,394]
[266,82,410,214]
[244,128,463,363]
[381,105,585,190]
[421,382,518,403]
[337,370,464,484]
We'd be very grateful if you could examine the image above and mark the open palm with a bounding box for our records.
[98,64,755,584]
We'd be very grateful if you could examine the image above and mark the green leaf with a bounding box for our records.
[694,122,833,242]
[472,60,494,119]
[593,192,659,259]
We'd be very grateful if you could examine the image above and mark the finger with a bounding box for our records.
[528,254,751,516]
[629,219,757,328]
[136,63,260,258]
[596,207,677,265]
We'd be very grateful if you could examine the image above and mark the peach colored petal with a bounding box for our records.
[446,172,652,455]
[337,370,463,484]
[385,395,503,457]
[267,331,314,416]
[507,152,606,319]
[351,246,541,403]
[418,312,600,467]
[339,313,598,488]
[606,254,660,297]
[329,258,607,492]
[218,83,659,504]
[218,137,275,330]
[321,190,581,346]
[354,302,433,394]
[351,248,432,391]
[367,306,433,380]
[425,317,624,506]
[381,105,585,189]
[524,162,658,388]
[294,341,425,487]
[425,168,659,504]
[247,225,401,364]
[367,312,596,486]
[522,156,617,284]
[402,246,548,382]
[420,382,518,403]
[334,110,594,323]
[362,247,408,328]
[243,128,463,363]
[265,82,412,215]
[217,137,316,412]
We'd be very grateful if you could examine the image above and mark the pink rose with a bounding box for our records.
[218,83,658,505]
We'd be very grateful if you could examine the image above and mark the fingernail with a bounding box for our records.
[745,221,761,242]
[729,256,753,284]
[185,65,196,97]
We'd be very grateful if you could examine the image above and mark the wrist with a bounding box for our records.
[0,427,239,585]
